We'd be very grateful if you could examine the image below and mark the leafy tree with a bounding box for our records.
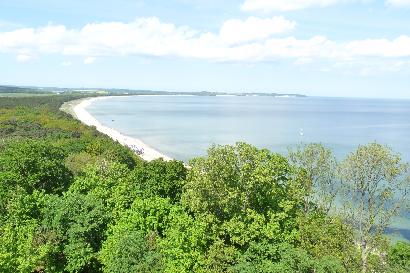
[387,241,410,272]
[0,140,73,194]
[0,220,47,273]
[203,239,239,272]
[100,229,163,273]
[85,138,139,169]
[40,193,110,272]
[234,242,314,273]
[182,142,300,221]
[101,197,206,272]
[180,143,312,271]
[0,190,49,273]
[69,158,186,222]
[288,143,338,213]
[68,162,134,215]
[131,159,187,202]
[0,175,49,265]
[104,197,175,240]
[101,196,220,273]
[297,212,360,272]
[338,142,410,273]
[158,208,209,272]
[314,256,345,273]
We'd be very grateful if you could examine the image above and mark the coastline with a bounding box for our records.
[61,96,173,161]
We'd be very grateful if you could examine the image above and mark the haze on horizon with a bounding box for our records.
[1,0,410,99]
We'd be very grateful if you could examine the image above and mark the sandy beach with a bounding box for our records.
[61,96,173,161]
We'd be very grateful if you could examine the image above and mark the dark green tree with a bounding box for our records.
[131,159,187,202]
[388,241,410,272]
[0,140,73,194]
[40,193,110,272]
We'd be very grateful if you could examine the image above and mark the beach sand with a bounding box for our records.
[61,96,173,161]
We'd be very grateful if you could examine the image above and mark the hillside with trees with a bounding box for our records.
[0,95,409,273]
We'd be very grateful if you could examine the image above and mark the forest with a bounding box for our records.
[0,94,409,273]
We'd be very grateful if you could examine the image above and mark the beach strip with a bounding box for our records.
[63,96,173,162]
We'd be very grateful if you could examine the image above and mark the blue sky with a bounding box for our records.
[0,0,409,98]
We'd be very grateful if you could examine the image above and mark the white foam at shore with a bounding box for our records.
[73,96,173,161]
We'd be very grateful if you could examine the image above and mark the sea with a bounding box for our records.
[86,95,410,162]
[86,95,410,240]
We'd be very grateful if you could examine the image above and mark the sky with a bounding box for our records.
[0,0,410,98]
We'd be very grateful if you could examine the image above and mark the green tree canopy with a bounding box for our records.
[100,197,206,273]
[0,140,73,194]
[182,142,301,221]
[40,193,110,272]
[388,241,410,272]
[130,159,186,202]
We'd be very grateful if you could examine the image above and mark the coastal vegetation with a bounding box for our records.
[0,94,409,272]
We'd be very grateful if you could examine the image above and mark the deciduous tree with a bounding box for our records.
[288,143,338,213]
[338,143,410,273]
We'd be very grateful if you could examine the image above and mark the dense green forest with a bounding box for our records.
[0,95,409,273]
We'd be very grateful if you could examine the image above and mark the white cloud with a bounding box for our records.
[16,54,33,63]
[0,25,69,53]
[60,61,72,66]
[219,16,295,45]
[345,36,410,57]
[0,16,409,71]
[386,0,410,7]
[83,57,96,64]
[0,17,298,61]
[294,57,313,65]
[241,0,342,12]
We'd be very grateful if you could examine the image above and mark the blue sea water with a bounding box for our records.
[87,95,410,240]
[87,95,410,162]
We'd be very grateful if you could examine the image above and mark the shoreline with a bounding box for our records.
[61,96,173,162]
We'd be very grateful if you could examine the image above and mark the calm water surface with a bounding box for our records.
[87,95,410,162]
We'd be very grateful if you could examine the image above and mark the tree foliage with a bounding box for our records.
[40,193,110,272]
[0,140,73,194]
[388,241,410,272]
[338,142,410,272]
[182,142,301,220]
[288,143,338,213]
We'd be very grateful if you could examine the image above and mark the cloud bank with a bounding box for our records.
[0,16,409,68]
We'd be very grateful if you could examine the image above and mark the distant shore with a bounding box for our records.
[61,96,173,161]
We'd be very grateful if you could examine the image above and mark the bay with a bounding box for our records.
[87,95,410,162]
